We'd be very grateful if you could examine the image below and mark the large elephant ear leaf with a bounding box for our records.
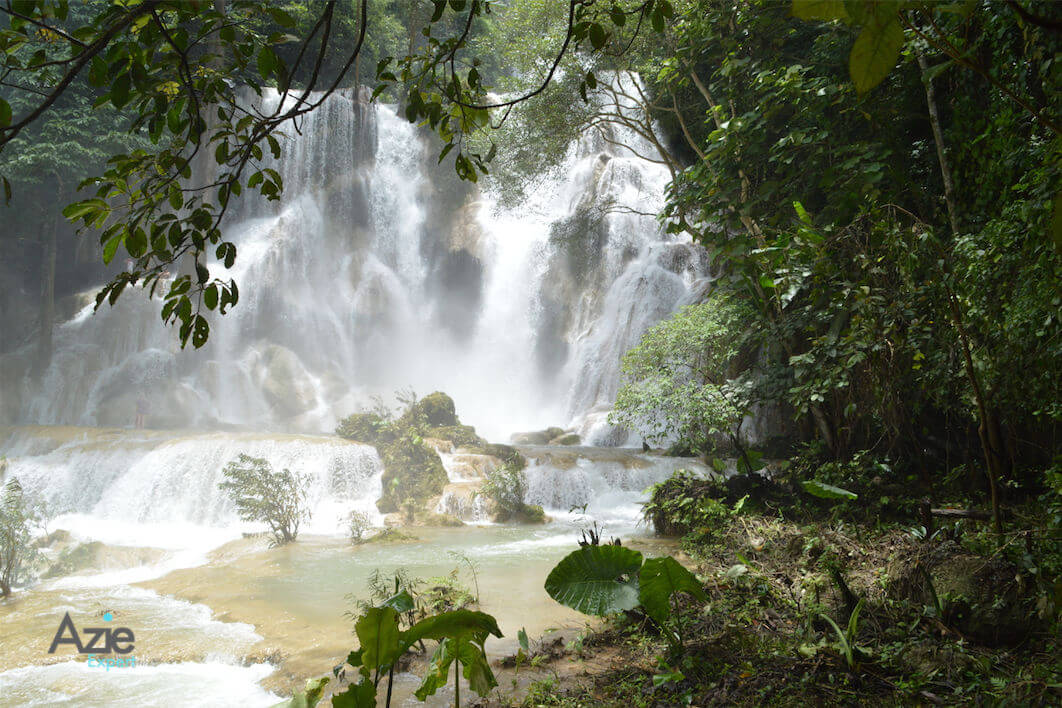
[638,556,707,624]
[544,545,644,616]
[354,607,401,673]
[401,609,502,653]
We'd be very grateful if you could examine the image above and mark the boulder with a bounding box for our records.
[426,424,484,448]
[402,391,458,427]
[376,437,449,514]
[549,432,580,446]
[510,427,566,445]
[258,344,317,419]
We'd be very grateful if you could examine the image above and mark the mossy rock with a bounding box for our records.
[885,541,1035,646]
[42,541,106,578]
[549,432,580,446]
[466,443,526,470]
[377,437,449,514]
[417,512,465,527]
[336,412,394,445]
[361,528,419,544]
[402,391,458,427]
[427,424,485,448]
[511,427,566,445]
[494,504,548,524]
[514,504,548,524]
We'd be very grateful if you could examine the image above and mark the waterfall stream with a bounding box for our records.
[0,88,710,444]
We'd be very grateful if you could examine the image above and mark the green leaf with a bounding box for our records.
[0,98,11,128]
[102,232,123,265]
[849,15,904,94]
[330,679,376,708]
[401,609,502,652]
[203,284,218,311]
[111,74,131,109]
[380,589,415,614]
[791,0,850,22]
[517,627,529,652]
[272,676,330,708]
[638,556,706,624]
[801,479,858,500]
[544,545,643,616]
[588,22,607,50]
[355,606,401,673]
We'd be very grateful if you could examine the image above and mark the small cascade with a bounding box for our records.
[0,427,384,535]
[521,447,711,528]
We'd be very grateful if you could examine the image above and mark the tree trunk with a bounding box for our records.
[918,46,1004,541]
[36,212,57,376]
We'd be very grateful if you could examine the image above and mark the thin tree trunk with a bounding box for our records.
[918,45,1004,540]
[916,48,960,236]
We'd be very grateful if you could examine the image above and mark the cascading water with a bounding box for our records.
[0,83,710,444]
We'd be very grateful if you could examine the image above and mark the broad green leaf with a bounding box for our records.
[791,0,850,22]
[355,606,401,672]
[414,635,498,701]
[380,589,415,614]
[849,15,904,93]
[272,676,330,708]
[0,98,11,128]
[330,679,376,708]
[801,479,858,500]
[401,609,502,653]
[544,545,643,616]
[638,556,707,624]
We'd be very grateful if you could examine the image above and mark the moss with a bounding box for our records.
[550,432,581,446]
[426,424,485,448]
[42,541,105,578]
[401,391,458,427]
[335,412,394,445]
[511,427,567,445]
[361,528,419,544]
[516,504,547,524]
[418,512,465,527]
[376,437,449,514]
[466,443,527,470]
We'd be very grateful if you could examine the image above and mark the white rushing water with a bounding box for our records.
[0,83,710,443]
[0,427,384,542]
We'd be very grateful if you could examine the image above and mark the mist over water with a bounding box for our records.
[0,85,710,444]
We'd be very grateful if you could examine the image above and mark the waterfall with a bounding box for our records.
[0,427,383,535]
[0,82,711,443]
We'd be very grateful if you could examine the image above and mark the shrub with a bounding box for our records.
[219,454,309,545]
[642,470,727,536]
[0,478,41,597]
[348,510,373,544]
[336,412,394,445]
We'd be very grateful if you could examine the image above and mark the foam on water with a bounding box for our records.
[0,661,279,707]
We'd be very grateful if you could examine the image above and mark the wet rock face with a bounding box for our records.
[257,344,317,419]
[431,249,484,338]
